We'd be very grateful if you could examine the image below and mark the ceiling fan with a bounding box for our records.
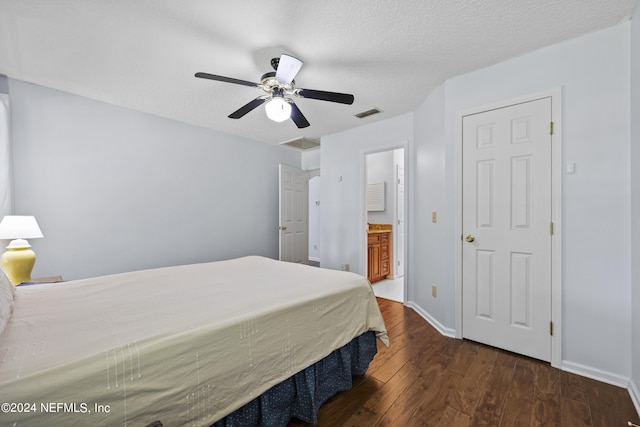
[195,54,354,128]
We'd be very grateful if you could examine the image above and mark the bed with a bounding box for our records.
[0,256,387,426]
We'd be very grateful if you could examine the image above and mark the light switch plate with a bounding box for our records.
[566,162,575,174]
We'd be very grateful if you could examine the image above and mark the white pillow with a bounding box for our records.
[0,268,14,334]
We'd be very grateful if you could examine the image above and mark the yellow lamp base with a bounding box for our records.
[1,247,37,286]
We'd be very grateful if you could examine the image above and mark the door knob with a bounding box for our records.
[278,225,287,231]
[465,234,475,242]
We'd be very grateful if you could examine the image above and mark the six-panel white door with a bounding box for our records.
[279,164,309,263]
[462,97,552,362]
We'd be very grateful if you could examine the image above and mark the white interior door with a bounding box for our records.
[279,164,309,263]
[396,165,405,277]
[462,97,552,361]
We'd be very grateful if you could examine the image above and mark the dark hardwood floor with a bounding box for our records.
[290,298,640,427]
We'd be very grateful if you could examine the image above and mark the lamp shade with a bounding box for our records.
[265,97,292,122]
[0,216,44,240]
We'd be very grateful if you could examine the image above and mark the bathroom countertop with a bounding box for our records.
[367,223,392,233]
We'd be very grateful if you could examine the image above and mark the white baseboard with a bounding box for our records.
[308,256,320,262]
[404,300,456,338]
[630,378,640,418]
[561,360,629,388]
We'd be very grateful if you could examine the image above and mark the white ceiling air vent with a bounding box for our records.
[355,108,382,119]
[279,136,321,150]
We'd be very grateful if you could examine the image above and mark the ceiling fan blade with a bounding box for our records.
[195,72,259,88]
[289,101,310,128]
[296,88,354,105]
[228,97,268,119]
[275,54,303,85]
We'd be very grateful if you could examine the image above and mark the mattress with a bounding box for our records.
[0,256,387,426]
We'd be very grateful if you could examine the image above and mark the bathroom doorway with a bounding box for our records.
[365,148,405,302]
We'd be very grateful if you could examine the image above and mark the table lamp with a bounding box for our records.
[0,215,44,285]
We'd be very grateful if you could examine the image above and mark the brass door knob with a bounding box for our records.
[465,234,475,242]
[278,225,287,231]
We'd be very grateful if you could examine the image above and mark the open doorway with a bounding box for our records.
[365,148,405,302]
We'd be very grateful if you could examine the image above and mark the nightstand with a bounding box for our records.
[18,276,63,286]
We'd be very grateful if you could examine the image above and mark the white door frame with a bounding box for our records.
[360,142,409,302]
[395,162,405,278]
[455,88,563,368]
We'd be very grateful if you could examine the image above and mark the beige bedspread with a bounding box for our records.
[0,256,387,426]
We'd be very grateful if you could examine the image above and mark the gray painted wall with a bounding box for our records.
[7,80,300,280]
[412,84,452,329]
[630,1,640,411]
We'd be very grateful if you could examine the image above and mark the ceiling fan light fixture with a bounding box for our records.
[265,96,292,122]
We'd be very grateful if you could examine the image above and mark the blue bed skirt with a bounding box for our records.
[211,331,377,427]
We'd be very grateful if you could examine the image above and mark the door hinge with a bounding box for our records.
[550,321,554,336]
[549,222,554,235]
[550,121,554,135]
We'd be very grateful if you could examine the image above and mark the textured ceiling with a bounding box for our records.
[0,0,637,146]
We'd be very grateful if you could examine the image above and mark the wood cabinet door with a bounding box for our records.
[368,232,392,283]
[368,243,380,281]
